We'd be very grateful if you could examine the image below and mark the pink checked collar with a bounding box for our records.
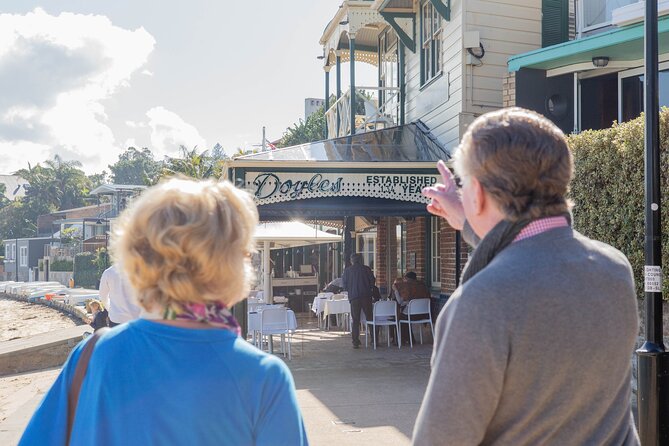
[513,216,569,243]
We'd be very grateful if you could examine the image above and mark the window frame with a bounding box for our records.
[19,246,28,267]
[420,1,442,86]
[430,217,441,288]
[356,231,377,278]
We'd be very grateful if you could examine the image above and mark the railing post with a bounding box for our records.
[399,41,406,126]
[324,67,330,138]
[336,53,342,137]
[349,33,356,136]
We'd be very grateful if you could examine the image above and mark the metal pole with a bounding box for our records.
[336,54,342,137]
[262,126,266,152]
[324,68,330,137]
[637,0,669,443]
[349,34,356,136]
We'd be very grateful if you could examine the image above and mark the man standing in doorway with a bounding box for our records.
[342,253,375,349]
[99,264,141,327]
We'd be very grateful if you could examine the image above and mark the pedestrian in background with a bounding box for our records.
[99,263,141,327]
[415,108,639,445]
[342,253,375,349]
[20,177,308,446]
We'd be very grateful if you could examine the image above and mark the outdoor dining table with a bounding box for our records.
[322,299,351,330]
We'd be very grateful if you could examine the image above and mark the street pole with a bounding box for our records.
[637,0,669,443]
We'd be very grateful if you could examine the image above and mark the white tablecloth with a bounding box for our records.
[311,294,332,315]
[248,309,297,333]
[323,299,350,317]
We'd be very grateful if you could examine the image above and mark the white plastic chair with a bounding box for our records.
[365,300,400,349]
[258,308,292,360]
[399,298,434,348]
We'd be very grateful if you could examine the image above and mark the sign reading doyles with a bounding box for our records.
[245,172,439,205]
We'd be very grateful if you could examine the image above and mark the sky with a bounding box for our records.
[0,1,377,174]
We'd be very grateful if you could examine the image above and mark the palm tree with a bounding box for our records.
[162,146,223,179]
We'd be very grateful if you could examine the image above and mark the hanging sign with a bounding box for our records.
[245,171,439,205]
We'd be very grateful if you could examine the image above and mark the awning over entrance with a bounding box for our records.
[508,15,669,74]
[229,122,450,221]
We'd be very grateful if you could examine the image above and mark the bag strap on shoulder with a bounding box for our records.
[66,327,111,444]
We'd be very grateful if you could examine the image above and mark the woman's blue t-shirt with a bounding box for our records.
[19,319,308,446]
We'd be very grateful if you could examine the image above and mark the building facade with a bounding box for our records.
[507,0,666,135]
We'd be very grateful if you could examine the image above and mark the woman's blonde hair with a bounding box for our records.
[87,299,104,312]
[112,177,259,311]
[454,107,573,221]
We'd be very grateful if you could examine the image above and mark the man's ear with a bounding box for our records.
[470,176,486,215]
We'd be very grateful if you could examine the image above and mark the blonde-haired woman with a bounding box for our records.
[20,178,309,446]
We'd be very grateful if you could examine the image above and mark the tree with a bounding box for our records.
[278,106,326,148]
[161,146,223,179]
[0,183,9,209]
[88,171,109,189]
[43,155,91,210]
[109,147,162,185]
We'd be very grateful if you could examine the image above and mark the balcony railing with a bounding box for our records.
[325,86,400,139]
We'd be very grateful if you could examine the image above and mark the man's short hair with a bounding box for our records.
[454,107,573,221]
[405,272,417,280]
[350,253,363,264]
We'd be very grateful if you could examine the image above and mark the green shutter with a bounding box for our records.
[542,0,568,48]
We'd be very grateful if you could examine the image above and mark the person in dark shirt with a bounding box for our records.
[86,299,109,331]
[393,272,431,344]
[342,253,375,349]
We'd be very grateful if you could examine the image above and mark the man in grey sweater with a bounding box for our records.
[416,108,639,445]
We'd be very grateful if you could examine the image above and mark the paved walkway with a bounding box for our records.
[286,315,432,445]
[0,313,434,445]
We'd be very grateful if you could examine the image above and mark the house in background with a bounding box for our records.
[506,0,667,134]
[0,175,29,202]
[305,98,326,119]
[3,237,52,282]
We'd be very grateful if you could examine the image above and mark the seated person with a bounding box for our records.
[85,299,109,331]
[323,277,344,294]
[392,272,431,344]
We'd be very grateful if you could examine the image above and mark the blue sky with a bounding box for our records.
[0,1,377,174]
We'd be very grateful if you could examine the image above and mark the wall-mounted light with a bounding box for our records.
[592,56,609,68]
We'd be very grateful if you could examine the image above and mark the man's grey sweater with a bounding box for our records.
[413,226,639,445]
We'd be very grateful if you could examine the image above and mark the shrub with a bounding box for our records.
[568,109,669,299]
[74,252,99,288]
[50,259,74,272]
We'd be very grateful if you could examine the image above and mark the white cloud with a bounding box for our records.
[146,106,207,158]
[141,69,154,77]
[0,8,155,174]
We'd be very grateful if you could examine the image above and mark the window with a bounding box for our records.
[356,232,377,276]
[430,217,441,288]
[580,73,618,131]
[9,243,16,262]
[19,246,28,267]
[580,0,638,31]
[421,1,442,85]
[621,68,669,123]
[396,222,407,279]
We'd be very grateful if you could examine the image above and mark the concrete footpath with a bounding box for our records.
[0,315,432,445]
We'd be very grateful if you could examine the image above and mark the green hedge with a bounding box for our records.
[568,110,669,299]
[50,259,74,272]
[74,253,99,288]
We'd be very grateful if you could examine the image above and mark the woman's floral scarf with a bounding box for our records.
[163,301,241,336]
